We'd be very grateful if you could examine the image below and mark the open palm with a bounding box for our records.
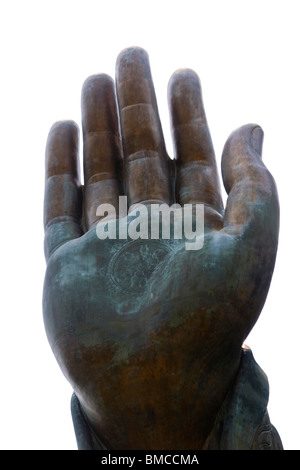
[43,48,279,450]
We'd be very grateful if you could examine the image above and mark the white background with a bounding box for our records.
[0,0,299,450]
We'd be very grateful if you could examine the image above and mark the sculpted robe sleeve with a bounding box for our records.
[71,346,283,450]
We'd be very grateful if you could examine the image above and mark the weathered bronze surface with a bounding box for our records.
[43,47,282,450]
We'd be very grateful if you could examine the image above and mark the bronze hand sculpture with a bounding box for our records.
[43,47,282,450]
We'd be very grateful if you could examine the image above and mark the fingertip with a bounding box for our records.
[48,119,79,137]
[168,68,201,98]
[225,123,263,141]
[222,124,264,159]
[81,73,118,134]
[46,119,79,155]
[250,125,264,156]
[81,73,116,109]
[115,46,151,82]
[221,124,265,194]
[46,120,80,179]
[116,46,149,66]
[168,68,200,85]
[82,73,114,95]
[168,68,207,144]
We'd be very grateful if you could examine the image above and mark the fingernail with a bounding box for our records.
[251,126,264,155]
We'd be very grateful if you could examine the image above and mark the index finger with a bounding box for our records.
[168,69,224,228]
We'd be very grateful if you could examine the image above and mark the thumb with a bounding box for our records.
[221,123,279,236]
[221,123,264,196]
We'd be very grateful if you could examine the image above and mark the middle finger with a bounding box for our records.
[116,47,172,207]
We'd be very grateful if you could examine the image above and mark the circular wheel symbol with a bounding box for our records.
[110,240,172,294]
